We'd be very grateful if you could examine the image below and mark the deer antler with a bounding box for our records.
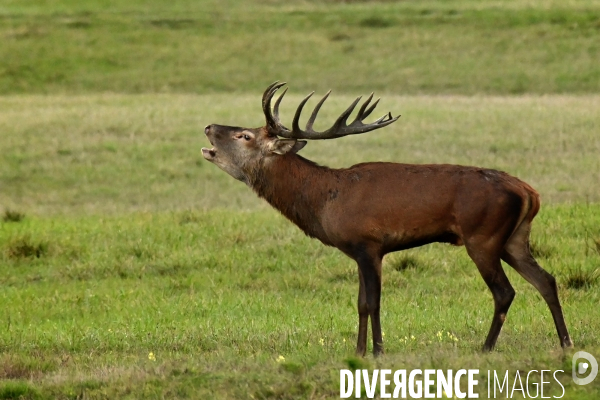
[262,82,400,140]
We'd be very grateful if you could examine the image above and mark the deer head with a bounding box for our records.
[202,82,399,184]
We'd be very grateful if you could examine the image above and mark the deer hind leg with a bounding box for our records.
[354,247,384,356]
[465,241,515,352]
[501,221,573,348]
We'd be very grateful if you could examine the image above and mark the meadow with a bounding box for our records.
[1,0,600,95]
[1,0,600,399]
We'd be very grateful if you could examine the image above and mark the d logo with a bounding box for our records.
[572,351,598,385]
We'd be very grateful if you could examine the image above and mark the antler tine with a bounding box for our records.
[361,98,380,121]
[263,82,292,135]
[262,81,282,109]
[273,87,288,121]
[305,90,331,132]
[348,93,374,126]
[262,81,281,119]
[333,96,363,128]
[371,112,400,128]
[291,92,315,135]
[374,112,393,124]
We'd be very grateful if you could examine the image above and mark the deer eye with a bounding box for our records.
[243,134,251,141]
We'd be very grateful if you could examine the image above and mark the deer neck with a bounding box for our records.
[249,154,333,242]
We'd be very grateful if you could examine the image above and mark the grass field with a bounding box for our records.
[1,0,600,95]
[0,205,599,398]
[1,0,600,399]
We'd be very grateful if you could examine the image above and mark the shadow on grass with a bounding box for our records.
[562,266,599,290]
[5,236,47,259]
[390,255,421,272]
[2,209,25,223]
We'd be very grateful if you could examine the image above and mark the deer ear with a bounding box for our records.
[269,139,306,155]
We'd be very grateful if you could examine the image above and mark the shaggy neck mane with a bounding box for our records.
[249,154,334,242]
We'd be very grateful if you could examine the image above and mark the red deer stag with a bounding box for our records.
[202,82,572,356]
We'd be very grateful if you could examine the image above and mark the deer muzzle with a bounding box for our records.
[202,124,217,161]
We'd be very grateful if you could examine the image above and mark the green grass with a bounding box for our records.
[1,0,600,95]
[1,206,599,398]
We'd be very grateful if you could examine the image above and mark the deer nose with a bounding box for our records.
[204,125,211,135]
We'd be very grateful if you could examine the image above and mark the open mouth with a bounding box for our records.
[201,147,216,161]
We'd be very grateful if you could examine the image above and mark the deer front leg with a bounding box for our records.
[356,270,369,356]
[356,249,384,356]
